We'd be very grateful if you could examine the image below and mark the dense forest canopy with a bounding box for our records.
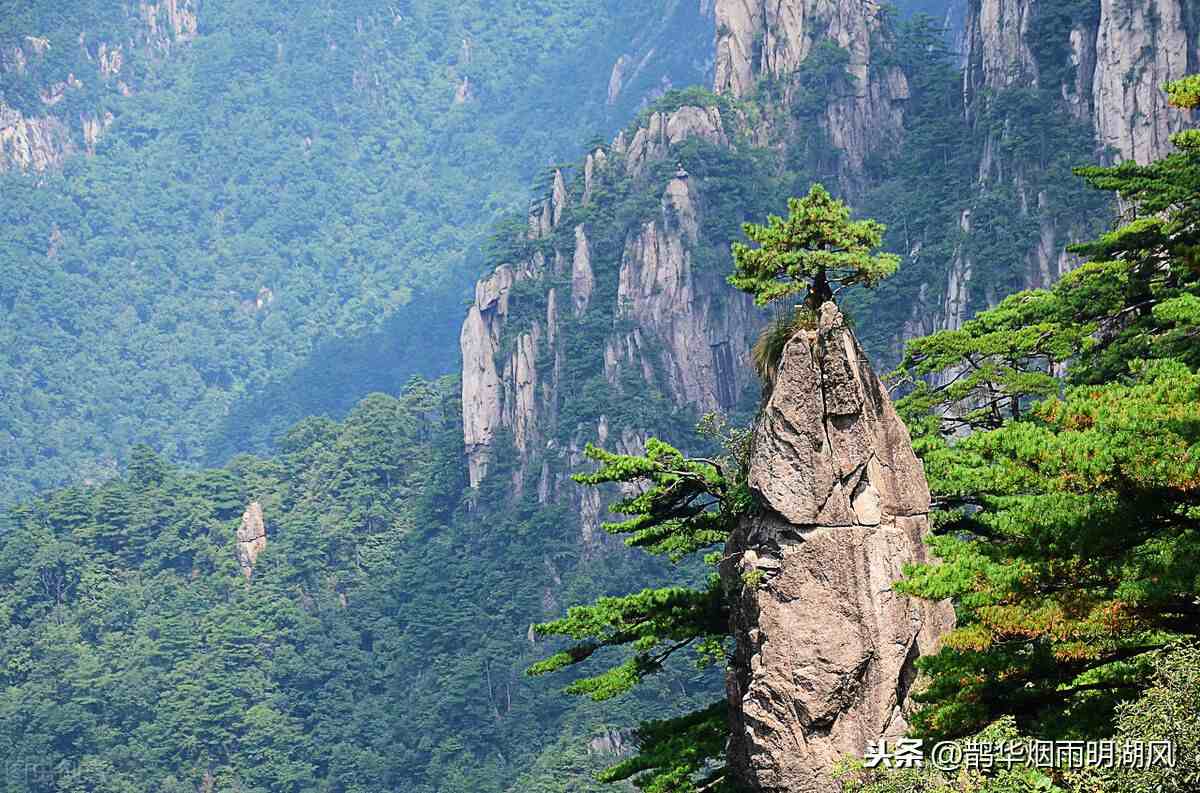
[0,0,712,507]
[2,1,1197,792]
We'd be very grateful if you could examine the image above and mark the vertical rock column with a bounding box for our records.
[236,502,267,580]
[723,303,954,793]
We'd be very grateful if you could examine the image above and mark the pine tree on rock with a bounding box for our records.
[527,426,753,793]
[727,183,900,310]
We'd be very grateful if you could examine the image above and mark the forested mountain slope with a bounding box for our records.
[0,379,717,792]
[0,0,714,507]
[0,1,1196,792]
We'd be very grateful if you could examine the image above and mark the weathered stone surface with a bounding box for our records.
[571,225,594,317]
[610,174,760,411]
[623,105,728,177]
[0,104,73,172]
[236,502,267,579]
[461,267,513,486]
[713,0,908,173]
[964,0,1196,165]
[1091,0,1194,164]
[962,0,1039,93]
[582,147,607,204]
[551,169,569,225]
[724,303,953,793]
[460,106,763,501]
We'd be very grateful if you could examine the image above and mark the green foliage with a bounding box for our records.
[530,425,753,792]
[1069,644,1200,793]
[570,439,737,562]
[1,376,713,793]
[836,718,1062,793]
[729,183,900,308]
[529,580,727,700]
[0,0,698,507]
[902,360,1200,737]
[892,80,1200,741]
[834,645,1200,793]
[598,702,734,793]
[1164,74,1200,109]
[790,40,854,119]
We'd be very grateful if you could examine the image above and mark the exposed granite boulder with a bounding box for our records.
[723,303,954,793]
[236,502,267,580]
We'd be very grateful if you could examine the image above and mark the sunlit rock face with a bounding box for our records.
[713,0,910,175]
[723,303,954,793]
[236,501,267,580]
[459,102,762,501]
[964,0,1196,165]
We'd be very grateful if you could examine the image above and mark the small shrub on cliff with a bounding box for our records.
[750,308,815,388]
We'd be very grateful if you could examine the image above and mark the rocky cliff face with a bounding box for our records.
[460,0,925,507]
[0,0,198,172]
[458,0,1197,549]
[965,0,1196,165]
[0,103,74,173]
[723,303,954,792]
[713,0,909,175]
[460,101,763,511]
[901,0,1197,346]
[602,0,719,114]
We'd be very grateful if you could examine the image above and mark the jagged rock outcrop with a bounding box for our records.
[962,0,1039,92]
[461,266,514,487]
[0,104,74,172]
[723,303,954,793]
[614,105,729,177]
[571,225,594,316]
[712,0,909,173]
[460,106,764,496]
[236,502,267,579]
[964,0,1197,164]
[607,172,755,410]
[136,0,199,49]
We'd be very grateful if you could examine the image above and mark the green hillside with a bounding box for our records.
[0,0,711,506]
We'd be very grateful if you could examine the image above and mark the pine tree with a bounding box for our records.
[891,77,1200,740]
[727,183,900,309]
[528,421,752,793]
